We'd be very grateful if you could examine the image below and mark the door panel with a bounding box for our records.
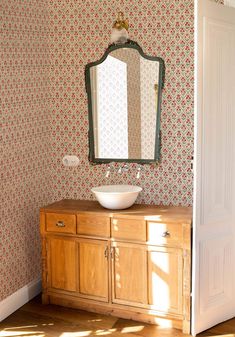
[111,242,148,306]
[193,0,235,334]
[48,237,77,292]
[148,247,183,315]
[199,237,234,312]
[79,239,109,302]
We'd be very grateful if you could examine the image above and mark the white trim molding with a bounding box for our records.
[0,278,42,322]
[224,0,235,8]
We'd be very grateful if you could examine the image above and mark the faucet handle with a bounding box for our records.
[136,165,144,179]
[105,166,111,178]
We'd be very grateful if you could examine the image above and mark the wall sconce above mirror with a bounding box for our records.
[85,14,165,164]
[110,11,129,44]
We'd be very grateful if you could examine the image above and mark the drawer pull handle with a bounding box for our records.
[110,247,114,259]
[56,221,65,227]
[162,231,170,237]
[104,246,109,259]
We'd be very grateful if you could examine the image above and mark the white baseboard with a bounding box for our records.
[0,277,42,322]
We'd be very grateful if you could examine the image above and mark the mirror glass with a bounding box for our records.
[86,42,165,163]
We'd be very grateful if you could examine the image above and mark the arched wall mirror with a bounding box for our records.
[85,40,165,164]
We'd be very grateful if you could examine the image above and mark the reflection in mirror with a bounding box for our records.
[86,42,165,163]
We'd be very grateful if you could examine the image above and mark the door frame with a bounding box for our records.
[192,0,235,335]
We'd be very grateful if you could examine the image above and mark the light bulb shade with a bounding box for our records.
[110,28,129,44]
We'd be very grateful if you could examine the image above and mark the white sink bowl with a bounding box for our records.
[91,185,142,210]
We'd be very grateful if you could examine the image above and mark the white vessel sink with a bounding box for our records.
[91,185,142,210]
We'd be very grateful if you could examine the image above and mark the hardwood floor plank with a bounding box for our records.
[0,310,93,337]
[19,296,118,330]
[0,296,234,337]
[113,318,189,337]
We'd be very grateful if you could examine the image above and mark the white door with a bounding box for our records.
[192,0,235,335]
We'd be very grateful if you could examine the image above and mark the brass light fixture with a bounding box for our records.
[110,12,129,44]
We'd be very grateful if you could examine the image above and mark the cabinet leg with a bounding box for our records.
[183,319,191,335]
[42,293,50,304]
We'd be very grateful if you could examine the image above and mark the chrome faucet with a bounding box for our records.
[118,164,129,174]
[105,163,129,177]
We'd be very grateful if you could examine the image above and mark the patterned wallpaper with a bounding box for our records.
[0,0,52,301]
[47,0,194,206]
[1,0,225,305]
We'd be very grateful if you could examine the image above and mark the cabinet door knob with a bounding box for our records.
[162,231,170,237]
[56,221,65,227]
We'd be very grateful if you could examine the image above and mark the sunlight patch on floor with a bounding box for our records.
[94,330,112,336]
[60,332,92,337]
[121,325,144,333]
[41,324,54,327]
[207,335,235,337]
[2,327,39,331]
[87,320,102,323]
[0,332,44,337]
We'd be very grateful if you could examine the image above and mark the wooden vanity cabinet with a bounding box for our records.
[40,200,192,334]
[47,236,77,292]
[148,246,183,314]
[111,241,148,307]
[78,238,109,302]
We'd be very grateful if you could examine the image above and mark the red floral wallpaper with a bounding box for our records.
[48,0,194,206]
[1,0,226,305]
[1,0,195,301]
[1,0,224,304]
[1,0,52,301]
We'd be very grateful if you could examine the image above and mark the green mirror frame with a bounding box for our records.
[85,39,165,164]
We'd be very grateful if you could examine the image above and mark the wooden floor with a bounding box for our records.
[0,296,234,337]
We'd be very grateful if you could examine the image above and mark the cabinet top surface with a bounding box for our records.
[41,199,192,224]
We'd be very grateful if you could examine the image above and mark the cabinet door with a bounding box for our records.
[47,237,77,292]
[79,239,109,302]
[111,242,148,307]
[148,246,183,314]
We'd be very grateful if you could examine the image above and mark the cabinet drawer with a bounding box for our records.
[111,218,146,242]
[77,214,110,238]
[147,222,183,247]
[46,213,76,234]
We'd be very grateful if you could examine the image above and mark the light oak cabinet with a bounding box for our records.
[111,242,148,307]
[148,246,183,314]
[47,237,77,292]
[40,199,191,334]
[78,238,109,302]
